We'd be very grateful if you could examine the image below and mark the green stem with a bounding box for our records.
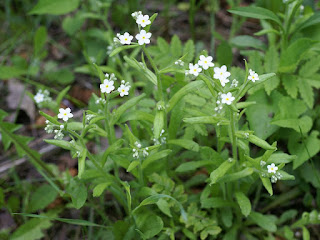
[229,108,238,161]
[138,158,144,186]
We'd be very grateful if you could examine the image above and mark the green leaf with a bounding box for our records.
[118,110,154,123]
[295,11,320,32]
[93,182,111,197]
[111,93,146,124]
[167,139,199,152]
[157,199,172,217]
[167,81,205,112]
[201,197,235,208]
[110,45,139,57]
[289,131,320,169]
[260,176,273,196]
[279,39,315,73]
[248,211,277,232]
[170,35,182,58]
[127,160,140,172]
[282,74,298,98]
[67,180,87,209]
[101,139,124,166]
[124,56,157,85]
[271,116,313,133]
[210,160,236,185]
[0,66,26,80]
[45,69,75,85]
[29,0,79,15]
[176,160,213,173]
[78,150,87,179]
[135,212,163,239]
[248,134,277,150]
[298,78,314,108]
[144,13,158,32]
[228,6,282,26]
[27,184,58,213]
[267,153,296,164]
[235,191,251,217]
[142,150,172,169]
[230,35,266,50]
[183,116,229,125]
[216,40,233,66]
[11,213,54,240]
[153,110,164,139]
[62,13,85,35]
[56,86,70,107]
[218,168,254,183]
[34,26,47,57]
[183,40,195,63]
[168,100,185,139]
[44,139,72,150]
[157,37,169,53]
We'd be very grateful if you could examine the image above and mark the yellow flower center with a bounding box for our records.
[106,85,109,88]
[226,98,229,101]
[124,38,128,41]
[122,89,125,92]
[142,36,145,39]
[220,72,223,75]
[204,61,207,63]
[194,69,197,72]
[64,113,67,116]
[142,20,145,22]
[270,167,274,171]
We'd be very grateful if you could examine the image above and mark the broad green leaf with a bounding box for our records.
[282,74,298,98]
[299,55,320,77]
[298,78,314,108]
[78,150,87,179]
[11,213,54,240]
[249,211,277,232]
[110,45,139,57]
[235,191,251,217]
[246,90,280,140]
[157,199,172,217]
[176,160,213,173]
[216,40,233,66]
[157,37,169,53]
[168,100,185,139]
[44,139,72,150]
[29,0,79,15]
[0,66,26,80]
[170,35,182,58]
[93,182,111,197]
[183,116,229,125]
[135,212,163,239]
[142,150,172,169]
[230,35,266,50]
[267,153,296,164]
[201,197,235,208]
[67,180,87,209]
[260,176,273,195]
[210,160,236,184]
[101,139,124,165]
[153,110,164,139]
[289,131,320,169]
[218,168,253,183]
[56,86,70,107]
[167,81,205,112]
[27,184,58,213]
[34,26,47,57]
[127,160,140,172]
[248,134,276,150]
[167,139,199,152]
[279,39,315,73]
[111,93,146,124]
[271,116,312,133]
[183,40,195,63]
[228,6,282,26]
[144,13,158,32]
[62,13,85,35]
[295,11,320,32]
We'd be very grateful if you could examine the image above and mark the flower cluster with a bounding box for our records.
[267,163,282,183]
[34,89,52,107]
[44,120,65,140]
[132,141,149,159]
[153,129,166,145]
[186,55,214,77]
[100,73,131,97]
[113,12,152,47]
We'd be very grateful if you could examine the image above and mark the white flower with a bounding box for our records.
[214,65,231,86]
[135,30,152,45]
[188,63,202,76]
[34,92,44,103]
[131,11,142,19]
[267,163,278,174]
[60,125,64,129]
[136,14,151,27]
[118,84,130,97]
[119,32,133,45]
[58,108,73,122]
[100,80,115,94]
[248,69,259,82]
[221,92,235,105]
[198,55,214,70]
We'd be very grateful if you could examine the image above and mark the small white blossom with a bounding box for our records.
[248,69,259,82]
[60,125,64,129]
[260,160,266,167]
[175,60,184,66]
[119,32,133,45]
[143,149,149,157]
[58,108,73,122]
[136,14,151,27]
[198,55,214,70]
[54,130,64,140]
[188,63,202,76]
[131,11,142,19]
[34,92,44,103]
[118,84,130,97]
[267,163,278,174]
[214,65,231,86]
[100,80,115,94]
[221,92,235,105]
[136,30,152,45]
[231,79,238,87]
[271,175,278,183]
